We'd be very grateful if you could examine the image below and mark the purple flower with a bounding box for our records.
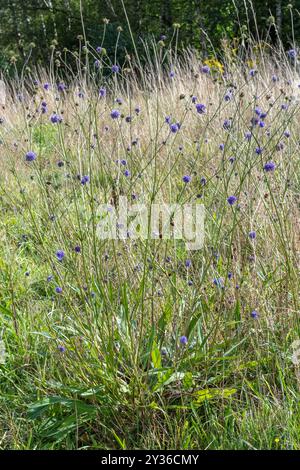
[165,115,172,124]
[50,113,62,124]
[55,287,63,294]
[255,147,263,155]
[169,70,175,78]
[245,131,252,141]
[56,250,65,261]
[287,49,297,59]
[223,119,231,130]
[124,169,131,177]
[182,175,191,183]
[99,87,106,98]
[44,83,50,90]
[196,103,206,114]
[185,259,192,268]
[170,123,179,133]
[213,277,224,288]
[249,231,256,239]
[96,46,102,53]
[250,310,259,319]
[94,60,100,68]
[57,82,66,92]
[47,275,53,282]
[227,195,237,205]
[111,109,120,119]
[58,345,66,352]
[219,143,225,151]
[191,96,197,103]
[25,151,37,162]
[180,335,188,345]
[249,69,257,77]
[74,245,81,253]
[81,175,90,185]
[263,161,276,172]
[201,65,210,74]
[200,177,207,186]
[111,64,119,73]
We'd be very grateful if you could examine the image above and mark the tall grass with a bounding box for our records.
[0,20,300,450]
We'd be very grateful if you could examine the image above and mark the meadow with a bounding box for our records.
[0,34,300,450]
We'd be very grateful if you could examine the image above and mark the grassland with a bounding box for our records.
[0,42,300,450]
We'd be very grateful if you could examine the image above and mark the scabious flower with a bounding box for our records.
[99,87,106,98]
[200,177,207,186]
[219,143,225,151]
[255,147,263,155]
[224,91,232,102]
[272,74,278,82]
[227,195,237,205]
[185,259,192,268]
[249,231,256,239]
[58,345,66,352]
[74,245,81,253]
[223,119,231,130]
[249,69,257,77]
[196,103,206,114]
[25,151,37,162]
[55,287,63,294]
[56,250,65,261]
[213,277,224,288]
[57,82,66,92]
[169,70,175,78]
[110,109,120,119]
[96,46,102,53]
[201,65,210,74]
[50,113,62,124]
[250,310,259,319]
[191,95,197,103]
[44,83,50,90]
[255,107,262,116]
[111,64,119,73]
[180,335,188,345]
[165,115,171,124]
[170,123,179,133]
[287,49,297,59]
[47,275,53,282]
[81,175,90,185]
[124,169,131,177]
[284,130,290,138]
[94,60,100,68]
[263,161,276,172]
[182,175,191,183]
[245,131,252,141]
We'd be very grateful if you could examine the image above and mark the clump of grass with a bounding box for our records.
[0,16,300,450]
